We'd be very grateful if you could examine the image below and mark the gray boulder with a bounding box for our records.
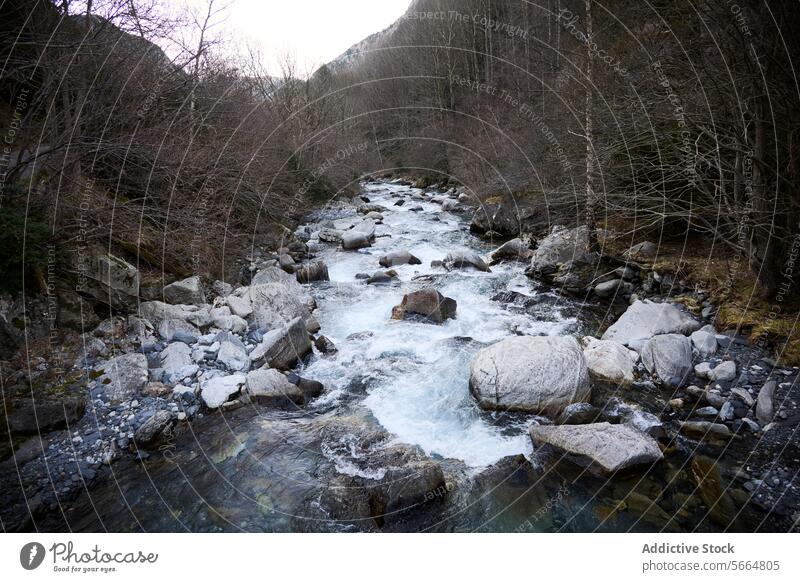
[470,336,590,415]
[95,353,149,403]
[443,249,490,272]
[341,231,371,250]
[601,300,700,346]
[249,317,312,370]
[488,238,532,264]
[530,422,663,474]
[626,241,658,258]
[528,225,590,275]
[690,328,718,358]
[582,337,639,386]
[469,202,521,237]
[248,283,313,331]
[245,368,304,407]
[641,334,692,388]
[379,251,422,268]
[163,276,206,305]
[73,249,140,309]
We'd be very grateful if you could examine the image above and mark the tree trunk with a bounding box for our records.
[585,0,598,251]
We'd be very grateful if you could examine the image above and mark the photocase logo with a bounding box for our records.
[20,542,46,570]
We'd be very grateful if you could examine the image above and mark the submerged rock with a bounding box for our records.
[469,335,590,415]
[529,422,663,474]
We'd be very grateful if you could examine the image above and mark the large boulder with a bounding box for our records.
[200,373,246,409]
[341,231,371,250]
[443,249,490,272]
[249,317,312,370]
[95,353,149,403]
[163,276,206,305]
[527,225,590,275]
[582,337,639,386]
[245,368,304,407]
[529,422,663,474]
[225,293,253,319]
[488,238,533,264]
[74,249,140,309]
[470,201,521,237]
[601,300,700,347]
[248,283,313,331]
[641,334,692,388]
[470,336,590,415]
[379,251,421,268]
[391,288,456,324]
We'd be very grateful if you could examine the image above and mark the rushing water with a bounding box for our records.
[304,181,579,468]
[50,181,771,533]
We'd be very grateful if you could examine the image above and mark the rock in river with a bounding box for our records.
[469,335,590,415]
[391,288,456,324]
[341,230,371,250]
[249,317,312,370]
[443,249,490,272]
[529,422,663,475]
[245,368,304,407]
[379,251,422,268]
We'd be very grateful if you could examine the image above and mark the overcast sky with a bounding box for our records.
[214,0,411,75]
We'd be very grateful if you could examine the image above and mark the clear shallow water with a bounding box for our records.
[304,182,578,468]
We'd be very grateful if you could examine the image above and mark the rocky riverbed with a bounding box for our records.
[1,180,798,532]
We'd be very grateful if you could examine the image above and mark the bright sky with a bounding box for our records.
[219,0,412,76]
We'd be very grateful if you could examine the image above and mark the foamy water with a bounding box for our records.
[303,182,578,468]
